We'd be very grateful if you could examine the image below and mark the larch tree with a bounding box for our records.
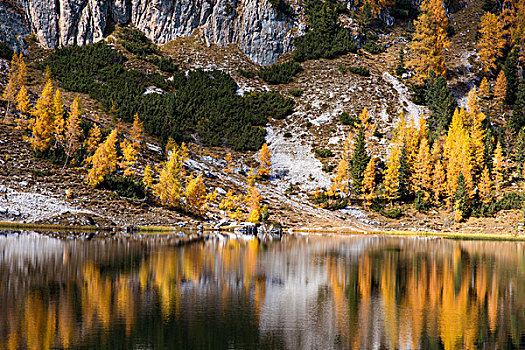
[52,89,65,149]
[3,55,18,119]
[479,166,492,204]
[15,54,27,91]
[412,137,433,200]
[384,147,400,204]
[185,174,207,216]
[130,113,144,149]
[333,157,349,194]
[493,141,504,194]
[143,164,153,189]
[408,0,450,81]
[467,88,486,176]
[85,129,118,188]
[246,186,262,224]
[258,143,272,177]
[477,12,505,76]
[15,85,30,128]
[432,159,447,203]
[120,140,138,176]
[31,80,55,152]
[454,172,469,222]
[225,152,234,174]
[479,77,490,99]
[350,126,370,195]
[494,70,507,112]
[154,143,188,208]
[362,157,376,206]
[85,124,102,155]
[64,98,83,165]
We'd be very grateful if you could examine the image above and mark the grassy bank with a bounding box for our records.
[0,221,115,232]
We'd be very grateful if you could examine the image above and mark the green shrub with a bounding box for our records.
[339,112,358,126]
[382,208,403,219]
[99,175,146,199]
[259,61,303,85]
[472,192,524,217]
[269,0,293,16]
[118,27,159,57]
[348,66,370,77]
[148,56,178,73]
[294,0,357,62]
[0,42,14,60]
[44,42,294,151]
[315,148,334,158]
[289,89,304,97]
[322,164,335,173]
[414,191,428,212]
[362,41,386,54]
[284,132,292,138]
[238,69,256,79]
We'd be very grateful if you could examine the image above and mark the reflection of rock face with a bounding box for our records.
[4,0,295,65]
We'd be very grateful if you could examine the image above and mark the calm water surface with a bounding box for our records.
[0,231,524,349]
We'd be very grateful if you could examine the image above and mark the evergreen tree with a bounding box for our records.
[504,49,519,105]
[454,172,470,222]
[425,71,457,137]
[350,126,370,194]
[2,55,17,119]
[395,49,407,77]
[508,84,525,133]
[516,127,525,173]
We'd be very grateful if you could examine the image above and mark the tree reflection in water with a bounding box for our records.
[0,232,523,349]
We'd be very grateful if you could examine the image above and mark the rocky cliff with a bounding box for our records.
[1,0,295,65]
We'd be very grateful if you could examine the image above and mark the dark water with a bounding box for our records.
[0,231,524,350]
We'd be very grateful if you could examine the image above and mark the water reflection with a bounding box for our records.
[0,232,524,349]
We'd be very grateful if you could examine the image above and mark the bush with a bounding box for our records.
[238,69,256,79]
[472,192,524,217]
[289,89,304,97]
[315,148,334,158]
[258,61,303,85]
[293,0,357,62]
[148,56,178,73]
[284,132,292,138]
[414,191,428,212]
[311,190,348,210]
[99,175,146,200]
[0,42,14,60]
[118,27,159,57]
[381,208,403,219]
[339,112,358,126]
[362,41,386,54]
[269,0,293,16]
[45,43,294,151]
[348,66,370,77]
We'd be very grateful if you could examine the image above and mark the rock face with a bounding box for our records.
[2,0,295,65]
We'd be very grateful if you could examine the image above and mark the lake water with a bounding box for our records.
[0,231,524,350]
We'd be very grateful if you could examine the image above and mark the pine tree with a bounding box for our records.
[425,72,457,137]
[408,0,450,81]
[154,143,188,207]
[516,128,525,173]
[362,157,376,206]
[494,70,507,113]
[503,49,519,105]
[185,174,207,215]
[52,89,65,148]
[395,49,407,77]
[350,126,370,194]
[477,12,505,76]
[258,143,272,177]
[412,137,432,200]
[247,186,262,224]
[85,129,118,187]
[508,84,525,133]
[85,124,102,154]
[120,140,138,176]
[493,141,504,194]
[64,98,82,165]
[479,166,492,204]
[143,164,154,189]
[454,172,469,222]
[31,80,55,152]
[384,147,400,204]
[130,113,143,150]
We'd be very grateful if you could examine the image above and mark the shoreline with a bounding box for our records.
[1,221,524,242]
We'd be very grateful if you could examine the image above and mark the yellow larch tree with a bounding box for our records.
[64,98,83,165]
[258,143,271,177]
[85,124,102,154]
[362,0,393,16]
[31,79,55,152]
[130,113,143,149]
[246,186,262,224]
[358,107,377,153]
[384,147,400,204]
[362,157,376,206]
[184,174,207,215]
[479,77,490,99]
[494,70,506,113]
[225,152,234,173]
[477,12,505,76]
[467,88,486,176]
[408,0,450,81]
[52,89,65,149]
[15,53,27,91]
[120,140,138,176]
[412,137,433,200]
[85,129,118,187]
[154,143,188,208]
[478,166,492,204]
[333,157,349,194]
[143,164,154,189]
[247,167,257,187]
[493,141,504,194]
[15,85,30,128]
[2,55,18,118]
[432,159,447,204]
